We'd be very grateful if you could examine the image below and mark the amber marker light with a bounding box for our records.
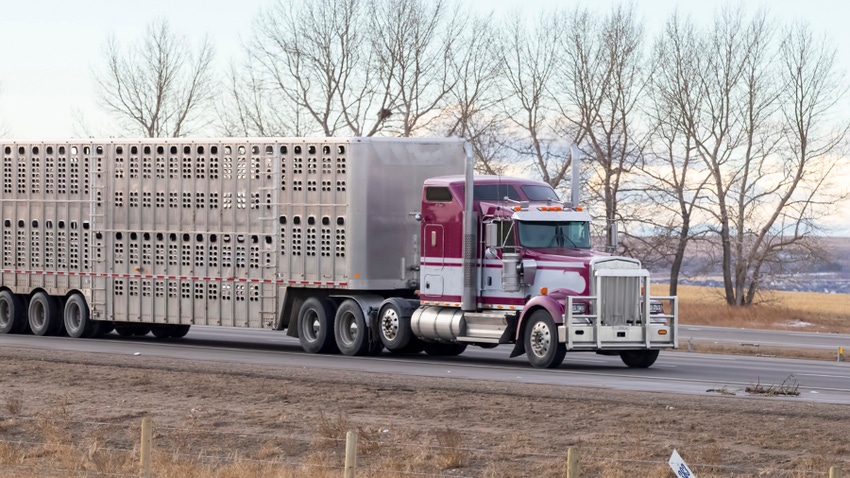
[658,330,668,335]
[539,287,548,295]
[575,206,583,211]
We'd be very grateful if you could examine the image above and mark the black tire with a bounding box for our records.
[620,350,660,368]
[94,322,114,337]
[0,290,26,334]
[423,342,468,356]
[377,299,413,351]
[132,325,152,336]
[523,310,566,369]
[334,300,373,356]
[114,323,135,336]
[151,325,175,339]
[64,294,97,338]
[170,324,191,338]
[298,297,338,354]
[28,292,63,336]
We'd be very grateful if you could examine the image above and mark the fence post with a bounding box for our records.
[344,430,358,478]
[140,417,152,478]
[830,466,842,478]
[566,447,579,478]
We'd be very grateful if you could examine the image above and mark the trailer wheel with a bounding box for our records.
[170,324,191,338]
[0,290,26,334]
[28,292,63,336]
[523,310,566,369]
[298,297,338,354]
[334,299,374,356]
[377,298,413,352]
[423,342,467,356]
[619,350,659,368]
[114,324,135,336]
[132,326,152,336]
[64,294,97,338]
[151,325,175,339]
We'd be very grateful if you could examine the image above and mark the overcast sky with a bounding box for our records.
[1,0,847,139]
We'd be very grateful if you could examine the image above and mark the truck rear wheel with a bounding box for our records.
[64,294,97,338]
[28,292,63,336]
[334,299,381,356]
[523,310,566,369]
[423,342,467,356]
[0,290,26,334]
[298,297,338,354]
[171,324,191,338]
[619,350,659,368]
[378,298,413,352]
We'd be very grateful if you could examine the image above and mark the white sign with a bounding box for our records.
[669,449,696,478]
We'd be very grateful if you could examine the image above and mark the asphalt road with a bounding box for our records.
[681,325,850,351]
[2,325,850,404]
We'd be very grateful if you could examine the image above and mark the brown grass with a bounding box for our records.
[673,285,850,333]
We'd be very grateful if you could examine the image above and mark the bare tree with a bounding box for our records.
[498,12,568,189]
[95,19,216,137]
[636,12,712,295]
[554,5,648,250]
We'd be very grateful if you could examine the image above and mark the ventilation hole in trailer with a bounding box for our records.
[17,220,23,227]
[183,233,190,241]
[115,232,122,240]
[129,146,137,154]
[143,232,151,240]
[307,216,315,225]
[238,146,246,155]
[130,232,137,240]
[265,236,272,244]
[322,216,330,226]
[322,145,330,155]
[279,216,286,225]
[236,235,245,243]
[210,234,217,242]
[196,234,203,242]
[223,235,231,243]
[170,233,177,241]
[294,145,301,154]
[70,221,77,230]
[156,233,163,241]
[82,221,90,230]
[249,235,257,244]
[224,146,232,155]
[308,145,316,154]
[211,146,218,154]
[32,147,39,155]
[293,216,300,225]
[18,146,25,155]
[96,232,102,240]
[153,146,161,155]
[84,146,90,154]
[143,146,150,155]
[280,146,287,154]
[116,146,123,154]
[96,146,103,154]
[4,220,11,227]
[3,146,9,154]
[58,220,65,229]
[46,220,53,228]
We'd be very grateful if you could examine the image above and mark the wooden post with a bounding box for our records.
[344,430,358,478]
[566,447,579,478]
[140,417,152,478]
[830,466,842,478]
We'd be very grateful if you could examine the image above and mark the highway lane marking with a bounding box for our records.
[798,373,850,379]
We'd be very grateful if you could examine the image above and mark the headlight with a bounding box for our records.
[649,302,664,314]
[571,302,588,315]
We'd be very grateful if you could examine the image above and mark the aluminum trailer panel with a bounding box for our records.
[0,137,465,328]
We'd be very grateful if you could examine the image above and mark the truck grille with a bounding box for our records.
[598,275,641,325]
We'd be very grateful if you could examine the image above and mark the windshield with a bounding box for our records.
[517,221,591,249]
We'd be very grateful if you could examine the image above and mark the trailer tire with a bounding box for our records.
[132,326,152,336]
[151,325,175,339]
[423,342,467,356]
[619,350,659,368]
[96,322,115,337]
[171,324,191,338]
[64,294,96,338]
[298,297,338,354]
[377,298,413,352]
[523,310,566,369]
[114,324,135,336]
[334,299,373,356]
[28,292,63,337]
[0,290,26,334]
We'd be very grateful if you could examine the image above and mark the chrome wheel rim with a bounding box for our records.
[381,308,399,341]
[529,321,552,358]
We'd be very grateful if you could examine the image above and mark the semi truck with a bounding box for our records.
[0,137,677,368]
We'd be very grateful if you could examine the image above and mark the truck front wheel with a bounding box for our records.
[619,350,659,368]
[523,310,566,369]
[298,297,338,354]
